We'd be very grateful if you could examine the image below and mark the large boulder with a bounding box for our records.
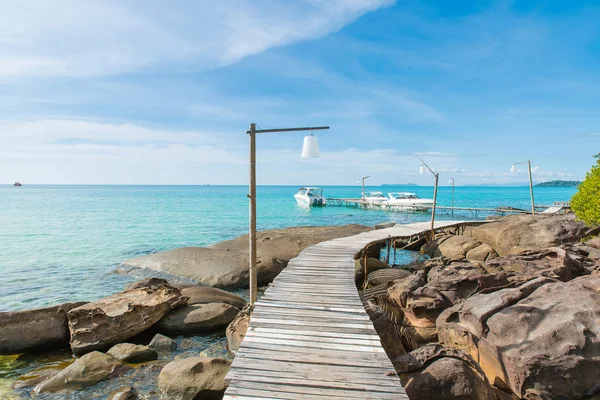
[106,343,158,363]
[0,302,86,354]
[226,304,252,352]
[395,345,495,400]
[157,303,239,334]
[437,276,600,399]
[158,357,231,400]
[179,285,247,310]
[466,244,497,262]
[355,257,391,285]
[120,225,372,288]
[437,235,481,260]
[149,333,177,353]
[67,284,186,355]
[468,214,595,256]
[34,351,131,393]
[482,247,586,283]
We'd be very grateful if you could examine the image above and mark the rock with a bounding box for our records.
[108,385,138,400]
[158,357,231,400]
[466,243,497,262]
[398,351,495,400]
[226,304,252,352]
[34,351,131,393]
[375,222,396,229]
[437,235,481,260]
[179,286,247,309]
[468,214,595,256]
[124,278,169,291]
[364,301,406,362]
[437,275,600,399]
[366,268,412,286]
[482,247,586,283]
[12,368,60,389]
[67,284,186,355]
[586,237,600,250]
[355,257,391,285]
[121,225,372,289]
[106,343,158,363]
[0,302,87,355]
[149,333,177,353]
[157,303,239,334]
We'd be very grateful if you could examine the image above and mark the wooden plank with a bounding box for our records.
[248,327,381,340]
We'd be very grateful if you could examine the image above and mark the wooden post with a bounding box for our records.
[528,160,535,215]
[248,123,258,305]
[430,173,439,240]
[450,178,455,217]
[385,237,391,264]
[363,252,368,290]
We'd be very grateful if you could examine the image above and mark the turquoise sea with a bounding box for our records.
[0,185,577,312]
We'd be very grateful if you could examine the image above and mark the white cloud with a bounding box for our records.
[0,0,393,79]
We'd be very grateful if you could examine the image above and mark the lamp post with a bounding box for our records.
[420,159,439,240]
[247,123,329,305]
[448,177,455,217]
[359,176,370,199]
[511,160,535,215]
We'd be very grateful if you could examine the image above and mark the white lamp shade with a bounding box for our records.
[510,165,517,173]
[301,135,320,158]
[419,165,426,175]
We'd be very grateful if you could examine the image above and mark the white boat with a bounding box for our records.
[363,191,387,204]
[294,187,327,207]
[382,192,434,211]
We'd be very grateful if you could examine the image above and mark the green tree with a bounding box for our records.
[571,154,600,226]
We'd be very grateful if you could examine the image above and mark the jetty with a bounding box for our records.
[327,198,571,218]
[224,220,467,399]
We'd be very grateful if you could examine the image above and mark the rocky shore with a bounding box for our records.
[360,214,600,400]
[3,216,600,399]
[0,224,371,399]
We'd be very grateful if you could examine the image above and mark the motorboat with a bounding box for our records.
[13,182,22,187]
[294,187,327,207]
[363,191,387,204]
[382,192,434,211]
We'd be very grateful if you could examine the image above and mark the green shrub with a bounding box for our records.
[571,154,600,226]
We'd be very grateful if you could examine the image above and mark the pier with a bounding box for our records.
[224,220,467,399]
[326,198,571,218]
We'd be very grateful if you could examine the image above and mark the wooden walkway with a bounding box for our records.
[224,220,466,400]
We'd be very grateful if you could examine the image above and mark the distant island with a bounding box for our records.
[380,183,419,186]
[535,180,581,187]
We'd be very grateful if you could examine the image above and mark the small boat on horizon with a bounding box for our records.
[13,182,22,187]
[382,192,433,212]
[294,187,327,207]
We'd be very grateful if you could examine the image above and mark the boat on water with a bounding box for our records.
[363,191,387,204]
[294,187,327,207]
[13,182,22,187]
[382,192,434,211]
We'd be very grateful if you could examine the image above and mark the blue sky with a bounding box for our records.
[1,0,598,185]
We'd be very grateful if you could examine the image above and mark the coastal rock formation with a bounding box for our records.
[355,257,391,285]
[34,351,131,393]
[178,285,247,309]
[467,214,595,256]
[465,243,497,262]
[0,302,86,354]
[12,368,61,389]
[437,276,600,399]
[149,333,177,353]
[158,357,231,400]
[156,303,240,334]
[123,277,169,291]
[107,385,138,400]
[226,304,253,352]
[587,237,600,249]
[366,268,412,286]
[106,343,158,363]
[67,284,186,355]
[120,225,372,288]
[437,235,481,260]
[395,345,495,400]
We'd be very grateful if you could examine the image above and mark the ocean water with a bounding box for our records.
[0,185,576,312]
